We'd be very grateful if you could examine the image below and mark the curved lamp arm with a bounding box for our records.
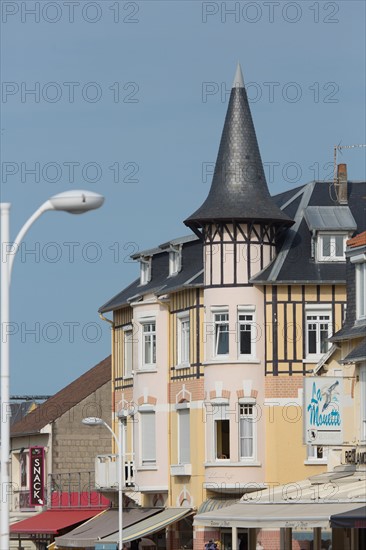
[8,200,54,281]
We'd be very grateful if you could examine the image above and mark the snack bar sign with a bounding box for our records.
[304,377,343,445]
[29,447,45,506]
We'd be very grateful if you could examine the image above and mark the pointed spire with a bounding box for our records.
[233,62,244,88]
[185,64,293,230]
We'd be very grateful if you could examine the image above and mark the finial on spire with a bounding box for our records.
[232,62,244,88]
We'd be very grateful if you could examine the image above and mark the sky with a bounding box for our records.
[1,0,365,395]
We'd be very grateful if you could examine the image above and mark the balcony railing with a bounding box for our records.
[95,453,135,490]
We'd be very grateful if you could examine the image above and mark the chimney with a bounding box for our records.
[337,163,348,204]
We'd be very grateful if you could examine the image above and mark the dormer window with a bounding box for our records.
[304,206,356,264]
[317,232,347,262]
[169,245,181,276]
[140,257,151,285]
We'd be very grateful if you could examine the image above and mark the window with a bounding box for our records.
[214,312,229,356]
[356,263,366,320]
[306,308,332,358]
[307,445,328,462]
[360,364,366,442]
[140,257,151,285]
[178,408,190,464]
[238,307,256,358]
[215,419,230,459]
[20,450,27,487]
[318,233,347,262]
[169,246,181,276]
[177,315,190,367]
[142,321,156,367]
[140,411,156,466]
[123,329,133,378]
[239,403,255,460]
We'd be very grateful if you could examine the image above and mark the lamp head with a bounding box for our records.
[49,190,104,214]
[82,416,104,426]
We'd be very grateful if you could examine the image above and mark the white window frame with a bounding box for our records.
[305,305,332,360]
[140,257,152,285]
[177,313,190,369]
[355,262,366,320]
[123,325,133,378]
[212,308,229,357]
[237,306,256,360]
[239,400,257,462]
[211,403,230,461]
[177,405,190,465]
[360,364,366,442]
[317,232,347,262]
[169,245,182,276]
[306,445,328,463]
[139,408,156,467]
[140,318,156,369]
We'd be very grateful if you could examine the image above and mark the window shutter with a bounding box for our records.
[141,412,156,464]
[179,409,190,464]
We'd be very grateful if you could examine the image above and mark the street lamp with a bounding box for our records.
[82,415,124,550]
[0,190,104,548]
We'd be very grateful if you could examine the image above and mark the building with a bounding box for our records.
[194,232,366,550]
[10,356,112,549]
[95,64,365,549]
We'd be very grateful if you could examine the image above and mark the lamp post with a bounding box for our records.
[0,190,104,547]
[82,415,124,550]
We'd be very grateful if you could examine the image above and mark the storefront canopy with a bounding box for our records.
[194,502,363,529]
[330,505,366,529]
[10,508,105,535]
[54,508,160,548]
[100,508,192,543]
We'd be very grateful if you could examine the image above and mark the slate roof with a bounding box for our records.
[184,64,293,230]
[99,239,203,313]
[11,356,111,437]
[251,180,366,284]
[340,338,366,364]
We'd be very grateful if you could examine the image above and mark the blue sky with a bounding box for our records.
[1,0,365,394]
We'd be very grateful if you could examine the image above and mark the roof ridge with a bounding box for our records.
[267,181,316,282]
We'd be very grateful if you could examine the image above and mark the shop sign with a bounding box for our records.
[304,377,343,445]
[29,446,45,506]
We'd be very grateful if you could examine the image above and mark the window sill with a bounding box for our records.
[204,359,260,365]
[136,368,157,374]
[304,460,328,465]
[204,461,262,467]
[137,465,158,471]
[303,356,325,364]
[175,363,190,370]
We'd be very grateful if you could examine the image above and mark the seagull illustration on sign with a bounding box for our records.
[321,380,339,412]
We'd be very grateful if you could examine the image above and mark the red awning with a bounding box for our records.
[10,508,105,535]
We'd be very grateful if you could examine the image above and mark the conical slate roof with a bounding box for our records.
[185,64,293,230]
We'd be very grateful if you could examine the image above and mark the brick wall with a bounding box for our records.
[169,379,205,404]
[265,376,303,398]
[52,380,112,479]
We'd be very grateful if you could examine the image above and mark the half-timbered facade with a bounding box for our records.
[98,64,365,549]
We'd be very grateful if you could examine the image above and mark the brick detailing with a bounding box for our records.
[209,389,231,400]
[265,376,303,398]
[237,388,258,399]
[137,395,157,406]
[169,379,205,404]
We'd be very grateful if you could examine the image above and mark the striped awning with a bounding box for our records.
[197,497,240,514]
[100,508,192,543]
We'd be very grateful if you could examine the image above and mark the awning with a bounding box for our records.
[100,508,192,543]
[330,505,366,528]
[194,502,364,529]
[197,498,240,514]
[10,508,105,535]
[55,508,160,548]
